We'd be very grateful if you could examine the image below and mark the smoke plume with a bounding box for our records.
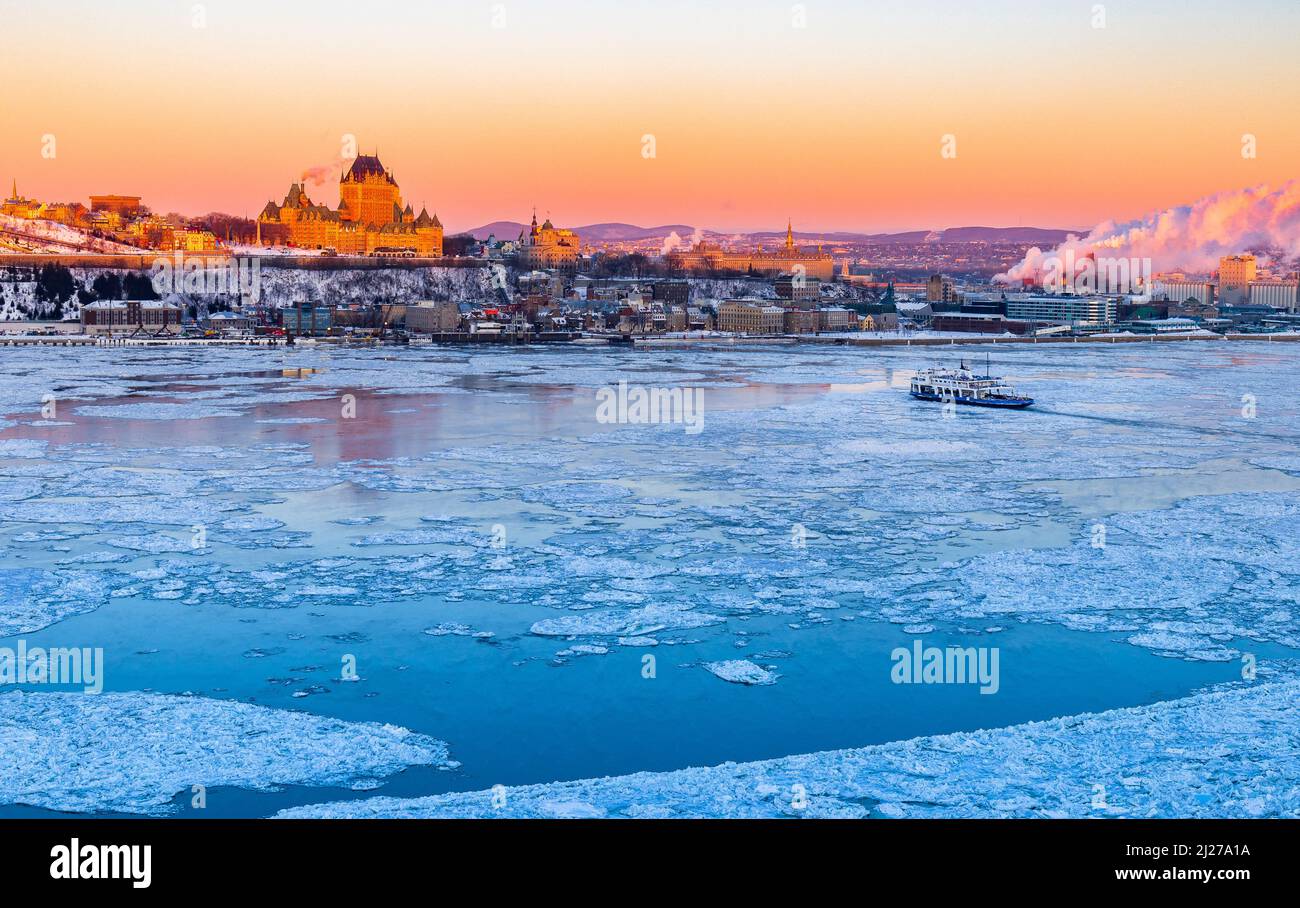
[300,165,338,188]
[660,231,685,256]
[997,181,1300,285]
[660,227,704,256]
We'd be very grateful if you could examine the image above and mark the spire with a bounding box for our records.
[786,218,794,249]
[10,179,15,199]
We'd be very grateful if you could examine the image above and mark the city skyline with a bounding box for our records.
[3,0,1298,232]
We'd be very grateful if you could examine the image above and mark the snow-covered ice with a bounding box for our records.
[0,691,450,815]
[702,659,780,685]
[0,341,1297,817]
[276,670,1300,819]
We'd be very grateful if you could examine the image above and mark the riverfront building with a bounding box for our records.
[1004,295,1118,327]
[80,299,183,336]
[718,300,785,334]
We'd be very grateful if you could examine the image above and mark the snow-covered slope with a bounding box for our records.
[0,213,144,254]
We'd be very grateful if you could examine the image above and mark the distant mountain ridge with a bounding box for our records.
[462,221,1074,245]
[745,226,1075,245]
[463,222,695,242]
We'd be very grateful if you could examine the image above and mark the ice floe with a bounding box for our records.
[702,659,779,685]
[276,670,1300,819]
[0,690,451,815]
[0,569,110,635]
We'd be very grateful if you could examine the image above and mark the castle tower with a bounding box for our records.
[339,153,402,227]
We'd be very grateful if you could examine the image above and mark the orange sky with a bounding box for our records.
[2,0,1297,233]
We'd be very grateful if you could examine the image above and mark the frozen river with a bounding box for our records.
[1,341,1297,817]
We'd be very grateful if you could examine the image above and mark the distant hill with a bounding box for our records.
[748,226,1073,245]
[461,221,1075,245]
[575,223,696,242]
[463,221,526,241]
[464,221,696,242]
[931,226,1074,244]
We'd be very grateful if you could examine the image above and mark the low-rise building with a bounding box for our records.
[783,308,819,334]
[686,307,714,331]
[89,195,144,217]
[665,305,688,332]
[279,301,333,335]
[1125,317,1204,334]
[652,281,690,306]
[405,300,463,333]
[931,312,1026,335]
[857,305,899,331]
[718,300,784,335]
[41,202,89,226]
[775,273,821,308]
[895,300,933,325]
[172,228,218,252]
[817,307,856,332]
[1,180,41,218]
[204,311,256,333]
[80,299,184,335]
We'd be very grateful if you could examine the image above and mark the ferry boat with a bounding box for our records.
[910,360,1034,409]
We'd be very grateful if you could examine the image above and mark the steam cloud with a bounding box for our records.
[997,181,1300,286]
[300,165,338,187]
[660,227,704,256]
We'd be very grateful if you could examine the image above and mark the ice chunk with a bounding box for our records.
[0,569,110,635]
[0,690,451,815]
[530,604,723,638]
[702,660,779,685]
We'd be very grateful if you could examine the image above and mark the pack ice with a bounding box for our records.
[0,691,450,815]
[276,670,1300,819]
